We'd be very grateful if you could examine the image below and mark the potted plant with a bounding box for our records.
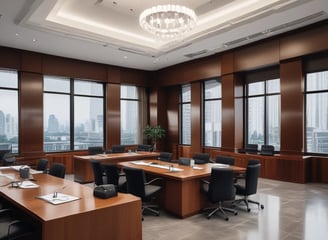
[143,125,165,151]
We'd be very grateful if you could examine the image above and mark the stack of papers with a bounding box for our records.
[210,163,230,168]
[131,161,153,166]
[19,180,39,188]
[37,193,80,205]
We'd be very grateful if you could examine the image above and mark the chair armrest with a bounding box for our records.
[200,179,209,184]
[146,177,163,185]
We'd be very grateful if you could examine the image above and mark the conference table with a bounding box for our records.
[118,159,245,218]
[74,151,160,183]
[0,167,142,240]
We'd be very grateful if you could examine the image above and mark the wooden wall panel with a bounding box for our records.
[21,51,42,73]
[280,59,304,154]
[221,74,235,152]
[120,68,150,86]
[19,72,43,157]
[106,83,121,149]
[280,23,328,60]
[166,86,180,159]
[42,55,107,82]
[234,74,244,150]
[183,55,220,81]
[0,46,21,69]
[234,40,280,71]
[191,82,201,154]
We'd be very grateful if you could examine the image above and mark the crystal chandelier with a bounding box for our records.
[139,4,197,40]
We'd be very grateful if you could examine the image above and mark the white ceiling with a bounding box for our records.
[0,0,327,71]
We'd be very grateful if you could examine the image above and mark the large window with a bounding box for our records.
[305,70,328,154]
[0,70,19,153]
[44,76,104,152]
[121,85,146,145]
[74,80,104,150]
[246,67,280,150]
[203,79,222,147]
[180,84,191,145]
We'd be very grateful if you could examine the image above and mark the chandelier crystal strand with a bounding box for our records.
[139,4,197,40]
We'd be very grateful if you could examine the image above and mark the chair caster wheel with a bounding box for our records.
[261,205,264,209]
[234,212,238,215]
[225,217,229,221]
[247,208,251,212]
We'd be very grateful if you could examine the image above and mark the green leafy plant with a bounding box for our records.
[143,125,165,151]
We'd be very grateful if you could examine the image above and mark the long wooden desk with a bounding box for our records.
[118,159,245,218]
[0,169,142,240]
[74,151,160,183]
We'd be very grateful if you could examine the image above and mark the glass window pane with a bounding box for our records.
[182,84,191,102]
[121,100,138,144]
[182,103,191,145]
[266,79,280,94]
[306,92,328,153]
[248,97,264,145]
[44,93,70,152]
[204,80,221,99]
[267,95,280,150]
[0,90,18,153]
[248,82,264,96]
[74,96,104,150]
[121,85,138,99]
[75,80,103,96]
[307,71,328,91]
[0,70,18,89]
[204,100,221,147]
[44,76,70,93]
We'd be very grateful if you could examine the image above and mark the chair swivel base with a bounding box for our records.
[204,205,237,221]
[234,197,264,212]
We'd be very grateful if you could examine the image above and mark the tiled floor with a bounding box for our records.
[71,175,328,240]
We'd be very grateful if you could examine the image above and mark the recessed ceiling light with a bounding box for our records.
[15,33,20,36]
[123,56,128,59]
[32,38,37,42]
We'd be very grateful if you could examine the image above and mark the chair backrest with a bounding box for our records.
[215,155,235,165]
[103,164,120,185]
[136,144,153,152]
[260,145,274,156]
[158,152,173,162]
[245,163,261,195]
[247,159,260,165]
[245,144,258,154]
[2,152,15,166]
[88,146,103,155]
[36,158,49,171]
[208,168,235,203]
[178,157,191,166]
[111,145,126,153]
[123,167,146,199]
[49,163,66,178]
[90,160,104,185]
[192,153,210,164]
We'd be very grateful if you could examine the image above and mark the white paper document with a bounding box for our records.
[37,193,80,205]
[19,180,39,188]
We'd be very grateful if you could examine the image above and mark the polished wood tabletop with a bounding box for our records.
[0,168,142,240]
[74,151,160,183]
[118,159,245,181]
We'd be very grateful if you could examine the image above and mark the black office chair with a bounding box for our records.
[36,158,49,172]
[102,164,126,192]
[248,159,260,165]
[192,153,210,164]
[110,145,126,153]
[158,152,173,162]
[2,152,15,166]
[88,146,103,155]
[260,145,274,156]
[48,163,66,179]
[0,208,34,240]
[234,163,264,212]
[136,144,153,152]
[245,144,258,154]
[201,168,237,221]
[90,160,106,186]
[178,157,190,166]
[123,167,162,218]
[215,156,235,165]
